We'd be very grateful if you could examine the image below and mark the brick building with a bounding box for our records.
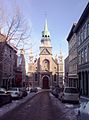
[0,33,17,89]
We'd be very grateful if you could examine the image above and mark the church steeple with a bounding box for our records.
[59,49,63,64]
[44,18,49,33]
[40,18,52,54]
[42,18,50,38]
[59,50,63,76]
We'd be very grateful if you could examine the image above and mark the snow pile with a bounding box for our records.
[79,101,89,114]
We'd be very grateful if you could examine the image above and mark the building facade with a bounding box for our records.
[0,33,17,89]
[28,19,64,89]
[16,49,26,87]
[64,56,69,86]
[66,24,78,88]
[74,2,89,96]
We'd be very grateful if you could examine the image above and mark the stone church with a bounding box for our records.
[28,19,63,89]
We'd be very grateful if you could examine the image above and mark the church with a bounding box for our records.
[28,19,63,89]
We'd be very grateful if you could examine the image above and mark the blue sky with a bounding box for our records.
[0,0,89,61]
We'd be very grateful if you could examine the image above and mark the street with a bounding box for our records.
[0,91,78,120]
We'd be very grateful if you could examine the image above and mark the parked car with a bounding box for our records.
[0,88,7,94]
[59,87,80,103]
[36,87,41,91]
[51,86,60,98]
[20,87,28,97]
[7,87,23,99]
[30,87,38,93]
[0,88,12,106]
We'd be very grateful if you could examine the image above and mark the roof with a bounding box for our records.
[74,2,89,33]
[52,57,58,65]
[7,42,18,52]
[0,33,17,52]
[66,24,76,41]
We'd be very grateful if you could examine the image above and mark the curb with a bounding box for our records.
[80,96,89,101]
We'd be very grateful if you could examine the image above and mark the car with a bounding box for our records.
[59,87,80,103]
[7,87,23,99]
[0,88,7,94]
[51,86,60,98]
[30,87,38,93]
[36,87,41,91]
[0,88,12,106]
[20,87,28,97]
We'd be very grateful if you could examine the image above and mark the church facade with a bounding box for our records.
[28,19,63,89]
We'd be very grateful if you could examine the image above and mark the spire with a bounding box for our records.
[60,49,62,56]
[44,18,48,32]
[59,49,63,64]
[42,18,50,38]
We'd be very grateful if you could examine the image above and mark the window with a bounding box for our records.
[78,32,81,46]
[54,74,56,81]
[81,50,84,64]
[43,59,50,71]
[87,21,89,36]
[80,29,83,42]
[78,52,81,65]
[83,25,87,40]
[84,47,88,63]
[4,47,7,55]
[10,50,12,58]
[65,88,78,93]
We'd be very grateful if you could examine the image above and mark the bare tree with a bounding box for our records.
[0,7,31,45]
[0,7,31,65]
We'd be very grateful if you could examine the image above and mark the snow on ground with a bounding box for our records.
[50,93,89,119]
[0,92,36,117]
[77,97,89,115]
[70,97,89,120]
[50,93,78,120]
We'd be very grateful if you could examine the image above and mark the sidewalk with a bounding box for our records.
[0,92,37,117]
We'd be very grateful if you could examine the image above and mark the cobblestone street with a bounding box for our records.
[0,91,78,120]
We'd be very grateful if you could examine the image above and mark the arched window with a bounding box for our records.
[42,59,50,71]
[45,35,47,37]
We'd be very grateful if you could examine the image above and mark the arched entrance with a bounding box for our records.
[42,76,49,89]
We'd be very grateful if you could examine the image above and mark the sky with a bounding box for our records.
[0,0,89,71]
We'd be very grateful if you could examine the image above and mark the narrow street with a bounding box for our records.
[0,91,78,120]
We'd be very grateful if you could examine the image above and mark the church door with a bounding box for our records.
[42,76,49,89]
